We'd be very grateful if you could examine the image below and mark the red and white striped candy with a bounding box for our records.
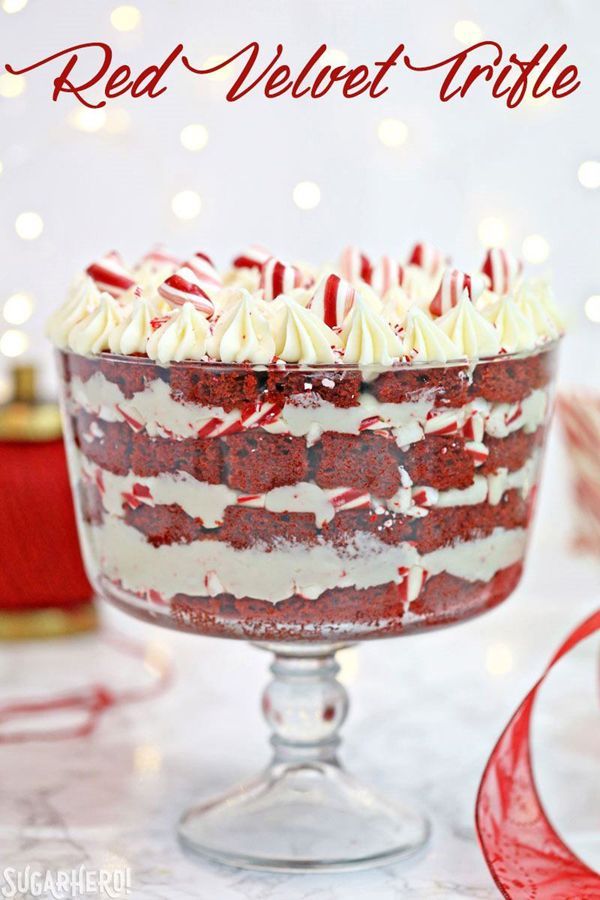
[115,404,144,433]
[86,252,136,298]
[232,244,271,270]
[308,274,357,328]
[397,566,427,603]
[158,266,215,316]
[240,400,283,428]
[481,249,523,295]
[371,256,406,295]
[408,242,444,276]
[136,245,181,271]
[121,483,154,510]
[185,252,222,290]
[339,246,373,285]
[465,441,490,466]
[463,411,485,443]
[424,410,461,436]
[260,257,303,300]
[411,486,438,507]
[196,401,283,438]
[359,415,384,432]
[197,416,243,438]
[236,494,266,508]
[429,268,486,316]
[327,488,371,511]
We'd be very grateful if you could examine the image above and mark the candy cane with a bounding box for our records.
[260,257,303,300]
[371,256,406,295]
[407,242,444,276]
[308,273,357,327]
[481,248,523,295]
[158,266,215,316]
[232,244,272,270]
[185,252,222,289]
[429,268,486,316]
[86,252,136,298]
[327,488,371,511]
[136,246,181,270]
[339,246,373,284]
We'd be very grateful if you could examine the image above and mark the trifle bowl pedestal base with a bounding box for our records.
[178,642,430,872]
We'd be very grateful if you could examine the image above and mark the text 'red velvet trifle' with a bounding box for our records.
[48,242,563,641]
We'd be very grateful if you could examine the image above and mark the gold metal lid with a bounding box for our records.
[0,365,62,441]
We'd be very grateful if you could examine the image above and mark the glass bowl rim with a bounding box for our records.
[57,337,561,374]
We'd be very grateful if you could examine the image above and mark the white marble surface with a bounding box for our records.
[0,537,598,900]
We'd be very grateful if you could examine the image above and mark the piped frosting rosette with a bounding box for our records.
[48,244,564,366]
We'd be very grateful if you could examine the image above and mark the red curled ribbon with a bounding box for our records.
[0,631,173,743]
[477,609,600,899]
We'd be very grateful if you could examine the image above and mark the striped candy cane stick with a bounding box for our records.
[558,390,600,555]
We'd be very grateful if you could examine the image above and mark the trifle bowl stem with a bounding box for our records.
[178,642,430,872]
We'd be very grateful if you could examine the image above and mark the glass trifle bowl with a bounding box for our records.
[51,244,563,871]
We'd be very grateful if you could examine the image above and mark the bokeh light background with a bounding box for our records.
[0,0,598,543]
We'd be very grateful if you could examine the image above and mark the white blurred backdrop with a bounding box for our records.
[0,0,598,539]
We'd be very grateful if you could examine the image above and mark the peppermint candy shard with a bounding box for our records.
[429,269,486,317]
[481,249,523,295]
[260,257,303,300]
[372,256,406,295]
[339,246,373,285]
[158,266,215,316]
[137,245,181,270]
[86,252,136,297]
[407,242,444,276]
[232,244,271,270]
[308,274,357,328]
[186,252,222,289]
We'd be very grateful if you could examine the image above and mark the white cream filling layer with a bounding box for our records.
[83,517,527,604]
[80,451,539,528]
[68,372,548,446]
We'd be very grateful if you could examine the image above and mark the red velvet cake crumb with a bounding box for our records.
[220,507,318,549]
[130,433,223,483]
[372,366,470,408]
[470,350,555,403]
[170,362,261,412]
[124,561,525,641]
[265,368,362,408]
[313,432,401,498]
[481,428,543,474]
[409,562,523,624]
[72,413,132,475]
[223,432,309,492]
[124,503,211,546]
[399,435,474,490]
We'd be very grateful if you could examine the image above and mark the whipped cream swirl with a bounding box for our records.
[147,302,209,363]
[341,298,403,365]
[67,295,123,356]
[401,306,458,362]
[208,290,275,364]
[437,294,501,358]
[272,296,340,364]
